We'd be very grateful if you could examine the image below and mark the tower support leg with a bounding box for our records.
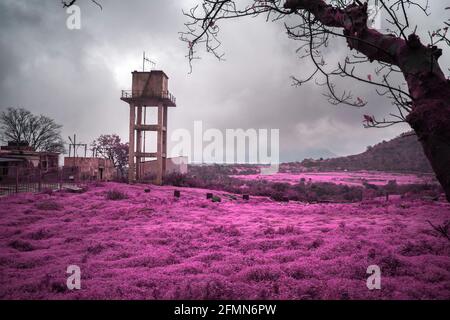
[162,105,168,175]
[156,104,165,185]
[128,104,136,182]
[136,105,143,180]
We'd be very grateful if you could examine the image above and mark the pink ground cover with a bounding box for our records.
[0,182,449,299]
[232,171,436,186]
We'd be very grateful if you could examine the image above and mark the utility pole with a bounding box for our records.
[68,134,87,158]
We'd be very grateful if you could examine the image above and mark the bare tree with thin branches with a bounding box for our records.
[0,108,65,153]
[178,0,450,202]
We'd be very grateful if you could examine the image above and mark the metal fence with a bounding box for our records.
[121,90,176,105]
[0,166,86,196]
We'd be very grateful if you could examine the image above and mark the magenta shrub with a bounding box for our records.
[9,240,35,252]
[35,200,63,211]
[105,189,128,200]
[244,266,281,282]
[28,229,53,240]
[40,188,54,196]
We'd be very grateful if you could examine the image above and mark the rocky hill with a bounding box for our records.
[282,132,433,173]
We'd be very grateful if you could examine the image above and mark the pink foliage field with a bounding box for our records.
[232,171,436,186]
[0,182,449,300]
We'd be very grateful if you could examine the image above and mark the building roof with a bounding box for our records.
[0,149,60,157]
[131,70,169,79]
[0,157,24,163]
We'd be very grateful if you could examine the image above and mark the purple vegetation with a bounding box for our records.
[0,178,449,300]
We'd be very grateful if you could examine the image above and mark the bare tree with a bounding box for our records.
[61,0,102,10]
[179,0,450,202]
[0,107,65,153]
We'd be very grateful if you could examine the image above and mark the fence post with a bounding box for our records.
[38,168,42,192]
[15,166,19,194]
[59,168,62,190]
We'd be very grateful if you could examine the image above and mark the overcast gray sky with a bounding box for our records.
[0,0,449,162]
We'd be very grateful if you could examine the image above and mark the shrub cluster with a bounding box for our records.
[164,171,364,203]
[105,189,129,200]
[164,165,442,203]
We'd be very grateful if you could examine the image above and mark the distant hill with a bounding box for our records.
[281,132,433,173]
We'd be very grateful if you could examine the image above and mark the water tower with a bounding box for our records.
[121,69,176,184]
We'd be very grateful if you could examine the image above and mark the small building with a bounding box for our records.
[63,157,115,181]
[140,156,188,179]
[0,142,60,178]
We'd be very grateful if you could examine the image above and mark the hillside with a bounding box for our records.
[282,132,433,173]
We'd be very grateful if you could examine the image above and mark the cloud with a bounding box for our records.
[0,0,448,162]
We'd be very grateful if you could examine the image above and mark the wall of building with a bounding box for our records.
[63,157,115,180]
[0,149,59,172]
[140,156,188,177]
[132,71,168,96]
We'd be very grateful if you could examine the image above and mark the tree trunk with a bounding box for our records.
[407,82,450,202]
